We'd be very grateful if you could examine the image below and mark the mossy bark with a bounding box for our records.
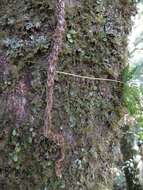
[0,0,135,189]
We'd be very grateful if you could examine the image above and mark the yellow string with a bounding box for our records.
[56,71,124,84]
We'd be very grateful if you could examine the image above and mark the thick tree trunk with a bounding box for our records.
[0,0,135,189]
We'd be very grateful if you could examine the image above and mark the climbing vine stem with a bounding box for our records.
[43,0,65,177]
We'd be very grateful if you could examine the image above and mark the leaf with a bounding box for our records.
[15,146,21,153]
[68,38,74,43]
[69,29,77,35]
[12,129,17,136]
[66,33,72,39]
[13,155,18,162]
[28,137,32,144]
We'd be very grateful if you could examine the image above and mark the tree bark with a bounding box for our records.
[0,0,135,189]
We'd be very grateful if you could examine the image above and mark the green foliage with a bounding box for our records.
[123,66,143,143]
[124,84,141,115]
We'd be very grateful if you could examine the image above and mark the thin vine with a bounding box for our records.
[43,0,65,177]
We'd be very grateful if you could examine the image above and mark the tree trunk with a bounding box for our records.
[0,0,135,189]
[121,125,143,190]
